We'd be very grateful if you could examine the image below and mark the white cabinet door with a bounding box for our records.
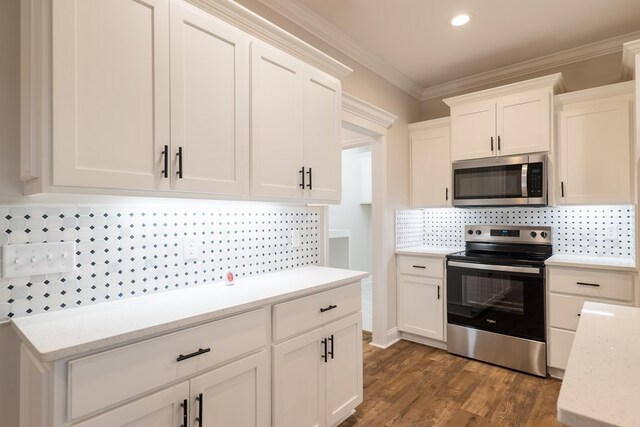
[273,327,326,427]
[251,42,304,199]
[170,1,249,195]
[190,351,270,427]
[325,313,363,427]
[52,0,170,191]
[397,274,444,340]
[410,124,451,207]
[496,89,551,156]
[303,68,342,202]
[75,382,188,427]
[557,98,632,205]
[450,100,495,161]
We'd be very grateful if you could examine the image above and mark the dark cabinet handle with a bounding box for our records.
[321,338,328,362]
[577,313,581,317]
[561,181,565,197]
[320,304,337,313]
[181,399,188,427]
[195,393,203,425]
[576,282,600,287]
[497,135,501,151]
[490,136,494,152]
[445,187,449,201]
[437,285,441,300]
[161,145,168,179]
[176,147,183,179]
[299,167,306,189]
[176,347,211,362]
[306,167,313,190]
[412,265,426,269]
[328,334,334,359]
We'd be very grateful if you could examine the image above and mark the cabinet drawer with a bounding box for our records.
[548,267,633,301]
[68,308,268,421]
[397,256,443,278]
[548,327,575,371]
[273,282,361,342]
[549,294,631,331]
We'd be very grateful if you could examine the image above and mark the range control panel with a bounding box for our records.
[465,225,552,244]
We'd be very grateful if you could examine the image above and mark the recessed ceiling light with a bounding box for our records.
[450,13,473,27]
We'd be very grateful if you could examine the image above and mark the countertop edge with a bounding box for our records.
[544,258,637,272]
[12,268,369,363]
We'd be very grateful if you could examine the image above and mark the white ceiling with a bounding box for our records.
[256,0,640,99]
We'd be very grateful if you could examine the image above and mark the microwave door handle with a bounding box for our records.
[521,164,528,198]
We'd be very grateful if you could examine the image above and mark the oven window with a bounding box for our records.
[447,266,545,342]
[454,164,523,199]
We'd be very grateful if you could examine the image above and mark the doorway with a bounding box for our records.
[328,135,373,331]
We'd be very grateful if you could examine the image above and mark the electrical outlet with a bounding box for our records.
[291,230,301,248]
[605,225,618,240]
[184,237,199,261]
[425,224,434,235]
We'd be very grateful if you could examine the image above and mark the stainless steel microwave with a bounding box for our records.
[452,154,547,207]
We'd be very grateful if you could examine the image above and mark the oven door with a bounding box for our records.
[446,260,545,342]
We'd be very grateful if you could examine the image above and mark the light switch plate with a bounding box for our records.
[1,242,77,278]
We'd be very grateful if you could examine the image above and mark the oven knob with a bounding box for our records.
[475,230,481,235]
[530,231,537,238]
[467,229,473,235]
[541,231,548,239]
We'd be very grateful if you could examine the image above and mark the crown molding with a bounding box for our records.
[443,73,565,107]
[424,31,640,101]
[186,0,352,78]
[254,0,424,99]
[408,117,450,133]
[555,80,634,106]
[342,93,398,130]
[622,39,640,79]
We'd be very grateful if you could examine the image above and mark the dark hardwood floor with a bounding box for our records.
[341,333,564,426]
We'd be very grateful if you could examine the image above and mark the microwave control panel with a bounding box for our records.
[528,163,544,197]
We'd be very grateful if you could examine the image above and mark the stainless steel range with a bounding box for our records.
[446,225,552,377]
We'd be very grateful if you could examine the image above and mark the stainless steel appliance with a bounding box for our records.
[446,225,552,377]
[452,154,547,207]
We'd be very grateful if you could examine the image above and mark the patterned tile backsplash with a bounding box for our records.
[396,206,636,259]
[0,205,321,320]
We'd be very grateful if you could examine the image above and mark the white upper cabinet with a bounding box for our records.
[555,82,634,205]
[52,0,171,191]
[445,74,563,162]
[251,42,305,200]
[496,88,551,157]
[303,69,342,202]
[449,100,495,160]
[251,42,342,203]
[21,0,349,200]
[170,0,249,196]
[409,118,451,208]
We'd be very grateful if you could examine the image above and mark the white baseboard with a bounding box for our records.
[547,367,565,380]
[369,327,401,349]
[400,331,447,350]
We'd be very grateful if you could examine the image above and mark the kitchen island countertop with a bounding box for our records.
[557,302,640,426]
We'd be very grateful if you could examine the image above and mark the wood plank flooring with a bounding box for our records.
[341,333,564,426]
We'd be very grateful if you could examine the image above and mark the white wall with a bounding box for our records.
[328,146,372,273]
[0,0,22,424]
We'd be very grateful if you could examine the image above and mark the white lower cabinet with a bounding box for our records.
[396,255,445,342]
[19,282,363,427]
[547,266,634,372]
[273,312,362,427]
[75,382,189,427]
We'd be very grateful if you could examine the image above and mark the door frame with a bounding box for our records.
[330,93,397,347]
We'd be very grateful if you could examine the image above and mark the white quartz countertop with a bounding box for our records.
[557,302,640,427]
[395,246,464,257]
[545,254,637,271]
[11,266,368,362]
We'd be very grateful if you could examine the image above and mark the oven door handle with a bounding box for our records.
[447,261,540,275]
